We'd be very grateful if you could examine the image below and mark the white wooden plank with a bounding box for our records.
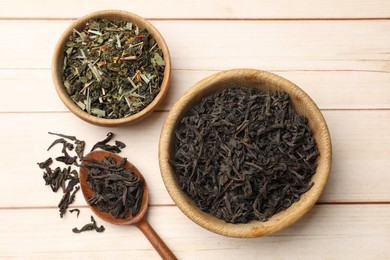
[323,110,390,202]
[0,110,389,208]
[1,69,389,112]
[0,205,389,258]
[0,0,389,19]
[0,69,66,112]
[0,20,389,72]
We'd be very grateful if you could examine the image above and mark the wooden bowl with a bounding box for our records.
[52,10,171,126]
[159,69,332,237]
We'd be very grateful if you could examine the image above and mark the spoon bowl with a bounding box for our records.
[79,150,176,259]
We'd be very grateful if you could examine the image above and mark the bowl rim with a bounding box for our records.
[52,10,171,126]
[158,68,332,238]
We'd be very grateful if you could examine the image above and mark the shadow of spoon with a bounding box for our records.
[79,150,177,260]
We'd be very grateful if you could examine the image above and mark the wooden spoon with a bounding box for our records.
[79,150,177,260]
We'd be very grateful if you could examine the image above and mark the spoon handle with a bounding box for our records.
[136,218,177,260]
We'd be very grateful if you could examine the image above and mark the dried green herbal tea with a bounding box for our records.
[172,86,319,224]
[63,18,166,119]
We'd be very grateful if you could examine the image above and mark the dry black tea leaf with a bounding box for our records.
[37,158,53,169]
[56,155,78,165]
[69,208,80,218]
[115,140,126,149]
[49,132,78,141]
[49,132,85,159]
[91,132,122,153]
[59,186,80,218]
[74,140,86,159]
[72,216,105,233]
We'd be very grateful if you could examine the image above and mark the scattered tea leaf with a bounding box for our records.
[72,216,105,233]
[75,140,85,160]
[38,132,126,231]
[115,140,126,149]
[48,132,78,141]
[91,132,121,153]
[37,158,53,169]
[59,186,80,218]
[69,208,80,218]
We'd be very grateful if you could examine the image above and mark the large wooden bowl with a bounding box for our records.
[52,10,171,126]
[159,69,332,237]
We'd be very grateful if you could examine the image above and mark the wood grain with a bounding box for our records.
[0,20,389,72]
[1,69,390,112]
[0,0,389,19]
[0,205,389,258]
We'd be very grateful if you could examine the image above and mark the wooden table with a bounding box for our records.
[1,1,389,259]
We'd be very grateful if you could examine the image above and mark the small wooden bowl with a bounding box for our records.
[52,10,171,126]
[159,69,332,237]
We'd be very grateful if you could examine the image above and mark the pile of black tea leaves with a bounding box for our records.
[37,132,128,233]
[172,86,319,224]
